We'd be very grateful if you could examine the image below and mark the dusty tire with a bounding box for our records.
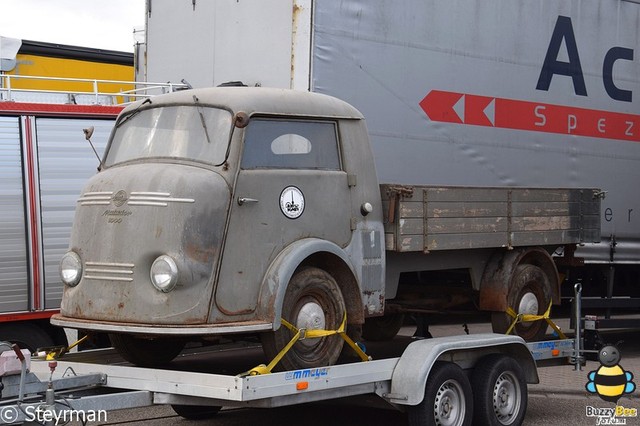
[109,334,185,367]
[0,323,55,354]
[408,362,473,426]
[171,404,221,419]
[261,267,346,371]
[471,354,527,426]
[491,264,551,341]
[362,313,405,342]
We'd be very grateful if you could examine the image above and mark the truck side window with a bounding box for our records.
[241,119,340,170]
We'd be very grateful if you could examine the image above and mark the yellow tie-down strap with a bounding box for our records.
[43,334,91,360]
[243,313,370,376]
[505,301,567,340]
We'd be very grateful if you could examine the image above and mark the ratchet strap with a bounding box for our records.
[505,301,567,340]
[243,313,370,376]
[40,334,91,360]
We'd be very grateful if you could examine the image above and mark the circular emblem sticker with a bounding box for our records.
[279,186,305,219]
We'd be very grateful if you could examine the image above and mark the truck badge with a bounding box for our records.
[112,190,128,207]
[280,186,305,219]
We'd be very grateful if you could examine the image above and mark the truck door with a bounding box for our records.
[214,118,352,315]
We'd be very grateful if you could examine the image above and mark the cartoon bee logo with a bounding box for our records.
[586,344,636,403]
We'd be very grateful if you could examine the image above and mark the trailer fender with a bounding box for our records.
[256,238,358,330]
[386,333,538,406]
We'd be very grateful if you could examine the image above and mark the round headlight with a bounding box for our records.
[60,252,82,287]
[150,255,179,292]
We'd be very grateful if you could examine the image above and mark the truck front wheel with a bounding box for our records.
[491,264,551,341]
[109,334,185,367]
[261,267,346,371]
[408,361,473,426]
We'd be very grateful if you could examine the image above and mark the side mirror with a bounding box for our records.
[83,126,95,140]
[82,126,102,171]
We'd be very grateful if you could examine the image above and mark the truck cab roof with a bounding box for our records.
[121,87,365,120]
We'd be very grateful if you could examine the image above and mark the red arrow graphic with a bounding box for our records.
[419,90,464,124]
[420,90,640,143]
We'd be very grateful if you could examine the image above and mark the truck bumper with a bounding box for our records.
[50,314,273,336]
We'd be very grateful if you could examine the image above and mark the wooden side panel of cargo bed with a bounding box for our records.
[382,185,600,252]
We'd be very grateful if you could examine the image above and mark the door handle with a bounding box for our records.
[238,197,259,205]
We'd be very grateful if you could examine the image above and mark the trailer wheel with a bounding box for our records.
[261,267,346,371]
[471,354,527,426]
[491,264,551,341]
[0,323,55,354]
[109,334,185,367]
[362,313,405,341]
[408,361,473,426]
[171,404,221,420]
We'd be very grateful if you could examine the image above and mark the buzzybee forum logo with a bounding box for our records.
[586,344,636,403]
[585,344,637,424]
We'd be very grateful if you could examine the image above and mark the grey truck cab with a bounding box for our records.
[53,87,385,369]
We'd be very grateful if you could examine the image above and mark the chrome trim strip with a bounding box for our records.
[84,191,114,196]
[80,201,111,205]
[79,192,113,206]
[85,268,133,275]
[84,261,135,282]
[127,201,169,207]
[130,191,171,197]
[128,196,195,204]
[86,262,135,268]
[85,275,134,282]
[79,191,194,206]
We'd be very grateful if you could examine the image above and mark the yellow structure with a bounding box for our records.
[5,39,135,95]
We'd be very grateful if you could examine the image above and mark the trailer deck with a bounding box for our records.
[0,331,579,424]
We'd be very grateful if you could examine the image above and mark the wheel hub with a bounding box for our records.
[518,292,539,316]
[493,372,521,425]
[434,381,465,426]
[296,300,326,348]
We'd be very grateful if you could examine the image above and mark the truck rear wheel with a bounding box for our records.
[109,334,185,367]
[408,361,473,426]
[261,267,346,371]
[471,354,527,426]
[491,264,551,341]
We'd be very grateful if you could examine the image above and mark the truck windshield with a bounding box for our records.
[104,105,231,167]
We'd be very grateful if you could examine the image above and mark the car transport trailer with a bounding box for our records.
[1,333,542,426]
[2,284,589,426]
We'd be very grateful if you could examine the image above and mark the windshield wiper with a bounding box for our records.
[193,95,212,144]
[115,98,152,128]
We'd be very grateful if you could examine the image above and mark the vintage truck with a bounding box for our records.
[52,87,600,370]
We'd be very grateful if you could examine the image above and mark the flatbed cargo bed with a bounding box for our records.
[382,185,601,252]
